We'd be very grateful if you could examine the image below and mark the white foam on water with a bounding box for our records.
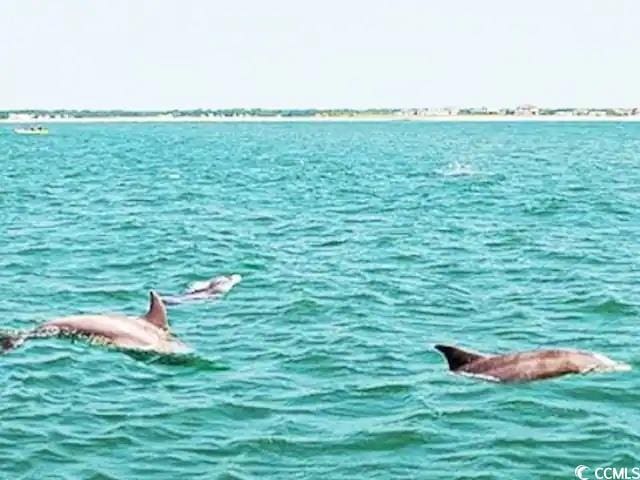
[591,353,632,372]
[457,370,501,383]
[442,161,476,177]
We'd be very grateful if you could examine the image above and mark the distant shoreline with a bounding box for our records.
[3,114,640,124]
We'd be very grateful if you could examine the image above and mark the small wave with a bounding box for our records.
[125,351,229,370]
[582,298,637,316]
[276,297,324,316]
[523,196,567,216]
[340,429,425,452]
[314,238,349,248]
[224,429,424,455]
[218,401,276,420]
[351,381,414,396]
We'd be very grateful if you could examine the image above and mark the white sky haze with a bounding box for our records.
[1,0,639,109]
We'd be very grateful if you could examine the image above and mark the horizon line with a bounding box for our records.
[3,105,640,112]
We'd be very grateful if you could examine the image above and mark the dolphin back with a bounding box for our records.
[160,295,185,306]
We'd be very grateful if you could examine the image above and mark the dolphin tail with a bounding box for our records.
[435,344,487,371]
[0,332,27,354]
[0,327,61,354]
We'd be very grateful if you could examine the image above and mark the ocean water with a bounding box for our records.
[1,121,640,479]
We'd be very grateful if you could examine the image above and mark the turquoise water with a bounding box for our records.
[1,121,640,478]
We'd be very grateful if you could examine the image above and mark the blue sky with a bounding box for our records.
[1,0,639,109]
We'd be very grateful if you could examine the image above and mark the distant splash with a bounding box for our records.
[441,161,477,177]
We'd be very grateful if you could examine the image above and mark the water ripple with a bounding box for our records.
[2,122,640,477]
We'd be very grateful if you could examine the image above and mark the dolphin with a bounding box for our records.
[435,344,630,383]
[162,274,241,305]
[0,292,191,355]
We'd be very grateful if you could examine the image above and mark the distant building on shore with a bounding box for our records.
[2,106,640,121]
[515,104,540,116]
[8,113,36,121]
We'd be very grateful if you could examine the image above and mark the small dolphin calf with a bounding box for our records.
[162,274,241,305]
[0,292,190,355]
[435,344,630,383]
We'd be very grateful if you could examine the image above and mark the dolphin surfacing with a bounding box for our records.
[0,292,190,355]
[435,344,630,383]
[162,274,241,305]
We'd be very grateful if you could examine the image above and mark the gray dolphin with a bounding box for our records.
[0,292,190,355]
[162,274,242,305]
[435,344,630,383]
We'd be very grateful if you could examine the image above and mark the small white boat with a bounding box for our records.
[14,125,49,135]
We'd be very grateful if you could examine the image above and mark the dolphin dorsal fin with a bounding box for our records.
[435,345,486,371]
[144,291,168,330]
